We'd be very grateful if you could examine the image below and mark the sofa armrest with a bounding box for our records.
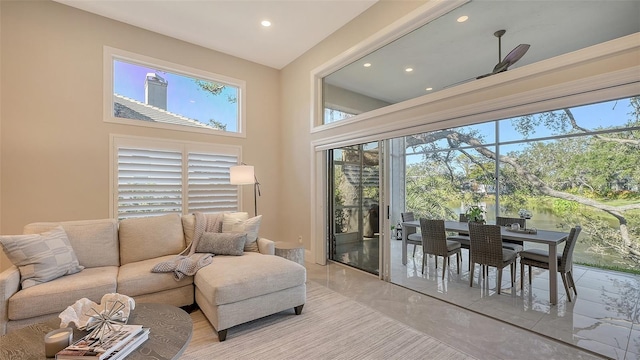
[0,266,20,335]
[257,238,275,255]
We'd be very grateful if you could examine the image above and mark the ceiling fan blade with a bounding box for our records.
[475,72,496,80]
[492,44,530,73]
[448,36,530,88]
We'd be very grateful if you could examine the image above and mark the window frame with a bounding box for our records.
[103,46,246,138]
[110,134,243,219]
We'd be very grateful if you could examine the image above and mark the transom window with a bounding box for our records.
[104,47,245,137]
[324,108,356,124]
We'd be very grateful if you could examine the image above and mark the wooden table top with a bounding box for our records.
[0,303,193,360]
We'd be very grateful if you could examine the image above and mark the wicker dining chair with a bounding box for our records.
[446,214,471,270]
[495,216,525,253]
[420,218,461,279]
[446,214,470,248]
[401,212,422,257]
[520,226,582,302]
[468,223,517,294]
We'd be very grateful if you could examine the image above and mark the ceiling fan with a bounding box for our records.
[475,29,530,79]
[444,29,530,88]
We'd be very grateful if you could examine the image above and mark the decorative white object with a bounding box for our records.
[59,293,135,331]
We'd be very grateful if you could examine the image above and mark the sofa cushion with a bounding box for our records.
[23,219,119,268]
[8,266,118,320]
[194,252,306,305]
[182,213,227,247]
[197,232,246,256]
[117,255,194,297]
[119,214,185,265]
[222,214,261,252]
[181,214,196,247]
[1,226,84,289]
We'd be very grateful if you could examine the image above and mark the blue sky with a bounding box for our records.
[406,96,636,164]
[113,60,238,131]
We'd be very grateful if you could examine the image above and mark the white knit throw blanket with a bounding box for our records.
[152,212,222,281]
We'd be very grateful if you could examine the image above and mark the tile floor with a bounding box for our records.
[389,240,640,359]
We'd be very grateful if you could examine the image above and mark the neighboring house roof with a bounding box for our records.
[113,93,217,130]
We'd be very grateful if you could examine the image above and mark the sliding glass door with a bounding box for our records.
[328,142,380,274]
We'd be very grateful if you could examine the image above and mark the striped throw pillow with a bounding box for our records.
[0,226,84,289]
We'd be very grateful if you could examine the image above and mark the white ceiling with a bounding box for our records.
[325,0,640,104]
[52,0,639,105]
[53,0,378,69]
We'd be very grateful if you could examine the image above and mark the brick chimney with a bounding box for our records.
[145,73,168,110]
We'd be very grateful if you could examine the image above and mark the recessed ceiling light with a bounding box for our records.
[364,63,372,67]
[261,20,272,27]
[425,87,433,91]
[405,67,413,72]
[457,15,469,23]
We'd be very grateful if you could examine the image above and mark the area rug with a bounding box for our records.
[182,281,476,359]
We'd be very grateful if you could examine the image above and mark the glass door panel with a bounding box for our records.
[329,142,380,274]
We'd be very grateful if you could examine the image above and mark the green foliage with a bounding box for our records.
[551,199,580,216]
[208,119,227,130]
[333,166,347,233]
[405,162,457,220]
[403,96,640,270]
[195,80,237,104]
[464,205,486,222]
[195,80,225,96]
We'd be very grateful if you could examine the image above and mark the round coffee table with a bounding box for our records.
[0,303,193,359]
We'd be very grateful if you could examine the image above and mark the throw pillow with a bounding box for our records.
[196,232,247,256]
[222,212,249,225]
[222,214,262,252]
[0,226,84,289]
[182,212,228,247]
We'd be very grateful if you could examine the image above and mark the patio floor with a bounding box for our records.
[390,239,640,359]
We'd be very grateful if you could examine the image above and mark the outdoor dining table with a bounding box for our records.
[401,220,570,305]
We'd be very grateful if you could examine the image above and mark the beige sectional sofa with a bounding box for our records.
[0,213,306,341]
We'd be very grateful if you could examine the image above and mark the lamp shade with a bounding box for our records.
[230,165,255,185]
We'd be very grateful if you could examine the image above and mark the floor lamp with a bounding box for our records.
[230,164,261,217]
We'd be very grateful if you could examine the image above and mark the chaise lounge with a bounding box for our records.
[0,212,306,341]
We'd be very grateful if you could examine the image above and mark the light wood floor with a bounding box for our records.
[183,310,218,355]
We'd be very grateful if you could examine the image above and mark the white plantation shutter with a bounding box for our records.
[187,152,238,213]
[113,136,239,220]
[117,147,183,219]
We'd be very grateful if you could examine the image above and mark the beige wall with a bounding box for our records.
[324,84,391,114]
[280,1,428,250]
[0,0,3,237]
[0,1,281,271]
